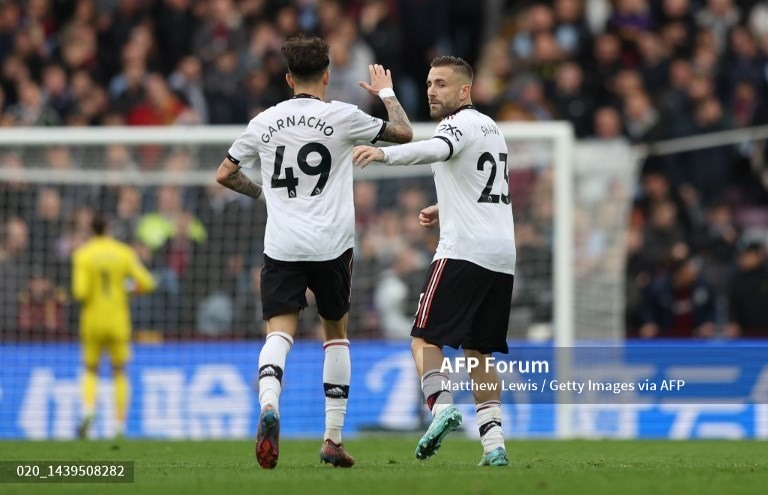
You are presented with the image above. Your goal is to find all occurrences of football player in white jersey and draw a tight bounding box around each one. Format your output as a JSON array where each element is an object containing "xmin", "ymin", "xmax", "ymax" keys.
[
  {"xmin": 215, "ymin": 35, "xmax": 413, "ymax": 469},
  {"xmin": 353, "ymin": 56, "xmax": 514, "ymax": 467}
]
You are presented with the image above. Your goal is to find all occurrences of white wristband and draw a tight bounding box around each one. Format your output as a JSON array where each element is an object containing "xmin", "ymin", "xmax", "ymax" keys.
[
  {"xmin": 378, "ymin": 88, "xmax": 396, "ymax": 99},
  {"xmin": 258, "ymin": 190, "xmax": 266, "ymax": 203}
]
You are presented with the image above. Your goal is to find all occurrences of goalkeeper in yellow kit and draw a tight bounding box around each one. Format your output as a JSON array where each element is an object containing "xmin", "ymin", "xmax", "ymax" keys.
[{"xmin": 72, "ymin": 213, "xmax": 156, "ymax": 438}]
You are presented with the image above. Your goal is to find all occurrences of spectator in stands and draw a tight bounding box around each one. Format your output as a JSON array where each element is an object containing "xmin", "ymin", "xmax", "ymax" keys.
[
  {"xmin": 371, "ymin": 209, "xmax": 407, "ymax": 264},
  {"xmin": 375, "ymin": 245, "xmax": 427, "ymax": 340},
  {"xmin": 326, "ymin": 16, "xmax": 375, "ymax": 113},
  {"xmin": 641, "ymin": 198, "xmax": 688, "ymax": 273},
  {"xmin": 98, "ymin": 145, "xmax": 140, "ymax": 213},
  {"xmin": 28, "ymin": 187, "xmax": 63, "ymax": 281},
  {"xmin": 696, "ymin": 203, "xmax": 740, "ymax": 312},
  {"xmin": 696, "ymin": 0, "xmax": 740, "ymax": 53},
  {"xmin": 191, "ymin": 0, "xmax": 246, "ymax": 67},
  {"xmin": 684, "ymin": 97, "xmax": 733, "ymax": 205},
  {"xmin": 186, "ymin": 183, "xmax": 258, "ymax": 335},
  {"xmin": 6, "ymin": 80, "xmax": 60, "ymax": 126},
  {"xmin": 727, "ymin": 240, "xmax": 768, "ymax": 338},
  {"xmin": 549, "ymin": 61, "xmax": 595, "ymax": 137},
  {"xmin": 109, "ymin": 43, "xmax": 148, "ymax": 114},
  {"xmin": 358, "ymin": 0, "xmax": 403, "ymax": 82},
  {"xmin": 110, "ymin": 28, "xmax": 151, "ymax": 87},
  {"xmin": 111, "ymin": 186, "xmax": 143, "ymax": 244},
  {"xmin": 640, "ymin": 256, "xmax": 717, "ymax": 338},
  {"xmin": 592, "ymin": 106, "xmax": 624, "ymax": 139},
  {"xmin": 204, "ymin": 50, "xmax": 247, "ymax": 124},
  {"xmin": 636, "ymin": 32, "xmax": 669, "ymax": 96},
  {"xmin": 622, "ymin": 90, "xmax": 664, "ymax": 143},
  {"xmin": 44, "ymin": 146, "xmax": 89, "ymax": 207},
  {"xmin": 730, "ymin": 80, "xmax": 760, "ymax": 129},
  {"xmin": 612, "ymin": 69, "xmax": 645, "ymax": 104},
  {"xmin": 353, "ymin": 181, "xmax": 379, "ymax": 232},
  {"xmin": 0, "ymin": 152, "xmax": 33, "ymax": 219},
  {"xmin": 607, "ymin": 0, "xmax": 654, "ymax": 66},
  {"xmin": 17, "ymin": 267, "xmax": 68, "ymax": 340},
  {"xmin": 634, "ymin": 171, "xmax": 690, "ymax": 229},
  {"xmin": 126, "ymin": 72, "xmax": 190, "ymax": 125},
  {"xmin": 626, "ymin": 226, "xmax": 651, "ymax": 335},
  {"xmin": 508, "ymin": 74, "xmax": 556, "ymax": 122},
  {"xmin": 168, "ymin": 55, "xmax": 208, "ymax": 123},
  {"xmin": 723, "ymin": 26, "xmax": 765, "ymax": 104},
  {"xmin": 0, "ymin": 2, "xmax": 21, "ymax": 63},
  {"xmin": 553, "ymin": 0, "xmax": 593, "ymax": 63},
  {"xmin": 0, "ymin": 218, "xmax": 30, "ymax": 336},
  {"xmin": 528, "ymin": 31, "xmax": 566, "ymax": 83},
  {"xmin": 137, "ymin": 185, "xmax": 206, "ymax": 261},
  {"xmin": 240, "ymin": 21, "xmax": 281, "ymax": 75},
  {"xmin": 654, "ymin": 0, "xmax": 696, "ymax": 36},
  {"xmin": 274, "ymin": 3, "xmax": 300, "ymax": 39},
  {"xmin": 588, "ymin": 33, "xmax": 623, "ymax": 105},
  {"xmin": 56, "ymin": 207, "xmax": 96, "ymax": 289},
  {"xmin": 512, "ymin": 4, "xmax": 556, "ymax": 62},
  {"xmin": 41, "ymin": 63, "xmax": 74, "ymax": 119},
  {"xmin": 59, "ymin": 20, "xmax": 100, "ymax": 78},
  {"xmin": 135, "ymin": 185, "xmax": 206, "ymax": 332},
  {"xmin": 152, "ymin": 0, "xmax": 198, "ymax": 74},
  {"xmin": 472, "ymin": 39, "xmax": 513, "ymax": 115}
]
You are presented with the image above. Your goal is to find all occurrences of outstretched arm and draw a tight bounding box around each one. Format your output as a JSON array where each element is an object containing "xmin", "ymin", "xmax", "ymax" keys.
[
  {"xmin": 352, "ymin": 138, "xmax": 452, "ymax": 168},
  {"xmin": 359, "ymin": 64, "xmax": 412, "ymax": 144},
  {"xmin": 215, "ymin": 157, "xmax": 264, "ymax": 201}
]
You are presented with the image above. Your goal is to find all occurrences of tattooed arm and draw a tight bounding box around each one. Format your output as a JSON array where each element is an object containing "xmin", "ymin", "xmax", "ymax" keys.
[
  {"xmin": 359, "ymin": 64, "xmax": 413, "ymax": 144},
  {"xmin": 378, "ymin": 95, "xmax": 413, "ymax": 144},
  {"xmin": 215, "ymin": 157, "xmax": 264, "ymax": 201}
]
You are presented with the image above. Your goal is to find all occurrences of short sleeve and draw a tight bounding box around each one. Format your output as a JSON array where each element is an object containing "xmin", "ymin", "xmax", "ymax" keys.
[
  {"xmin": 432, "ymin": 116, "xmax": 472, "ymax": 161},
  {"xmin": 227, "ymin": 121, "xmax": 262, "ymax": 169},
  {"xmin": 345, "ymin": 106, "xmax": 386, "ymax": 144}
]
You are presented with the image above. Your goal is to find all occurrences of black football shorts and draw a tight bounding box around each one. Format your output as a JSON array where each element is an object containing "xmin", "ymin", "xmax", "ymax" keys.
[
  {"xmin": 261, "ymin": 248, "xmax": 353, "ymax": 321},
  {"xmin": 411, "ymin": 258, "xmax": 514, "ymax": 354}
]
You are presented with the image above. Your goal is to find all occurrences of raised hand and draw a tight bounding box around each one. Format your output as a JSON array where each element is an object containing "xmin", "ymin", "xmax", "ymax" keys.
[{"xmin": 359, "ymin": 64, "xmax": 393, "ymax": 97}]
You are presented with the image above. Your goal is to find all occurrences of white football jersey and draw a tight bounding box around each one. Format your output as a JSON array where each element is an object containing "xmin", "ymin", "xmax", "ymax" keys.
[
  {"xmin": 227, "ymin": 95, "xmax": 385, "ymax": 261},
  {"xmin": 431, "ymin": 106, "xmax": 516, "ymax": 275}
]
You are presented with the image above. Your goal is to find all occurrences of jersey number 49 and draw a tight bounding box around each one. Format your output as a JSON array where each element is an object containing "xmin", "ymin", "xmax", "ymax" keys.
[{"xmin": 271, "ymin": 143, "xmax": 332, "ymax": 198}]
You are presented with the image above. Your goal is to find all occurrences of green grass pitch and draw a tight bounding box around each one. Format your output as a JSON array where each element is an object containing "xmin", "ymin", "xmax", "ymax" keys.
[{"xmin": 1, "ymin": 438, "xmax": 766, "ymax": 495}]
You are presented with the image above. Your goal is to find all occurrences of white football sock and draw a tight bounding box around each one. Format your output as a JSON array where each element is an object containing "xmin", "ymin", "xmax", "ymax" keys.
[
  {"xmin": 323, "ymin": 339, "xmax": 351, "ymax": 444},
  {"xmin": 421, "ymin": 369, "xmax": 454, "ymax": 417},
  {"xmin": 258, "ymin": 331, "xmax": 293, "ymax": 415},
  {"xmin": 476, "ymin": 400, "xmax": 505, "ymax": 453}
]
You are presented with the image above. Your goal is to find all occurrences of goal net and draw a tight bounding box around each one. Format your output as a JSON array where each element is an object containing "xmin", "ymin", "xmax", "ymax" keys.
[{"xmin": 0, "ymin": 124, "xmax": 638, "ymax": 439}]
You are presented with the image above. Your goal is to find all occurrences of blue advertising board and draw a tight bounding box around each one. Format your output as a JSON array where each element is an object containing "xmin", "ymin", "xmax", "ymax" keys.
[{"xmin": 0, "ymin": 341, "xmax": 766, "ymax": 439}]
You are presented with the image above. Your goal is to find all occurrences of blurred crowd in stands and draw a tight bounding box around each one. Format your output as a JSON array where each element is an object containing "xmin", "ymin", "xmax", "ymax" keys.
[{"xmin": 1, "ymin": 0, "xmax": 768, "ymax": 340}]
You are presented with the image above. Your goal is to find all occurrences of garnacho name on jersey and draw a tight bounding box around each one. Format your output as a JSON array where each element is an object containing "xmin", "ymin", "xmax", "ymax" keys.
[{"xmin": 261, "ymin": 114, "xmax": 335, "ymax": 143}]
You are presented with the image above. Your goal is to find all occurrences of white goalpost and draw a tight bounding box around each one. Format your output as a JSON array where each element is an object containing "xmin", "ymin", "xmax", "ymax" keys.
[
  {"xmin": 0, "ymin": 123, "xmax": 583, "ymax": 342},
  {"xmin": 0, "ymin": 123, "xmax": 638, "ymax": 439}
]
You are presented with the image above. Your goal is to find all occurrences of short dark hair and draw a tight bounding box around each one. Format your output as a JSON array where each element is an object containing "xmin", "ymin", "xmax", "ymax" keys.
[
  {"xmin": 91, "ymin": 213, "xmax": 107, "ymax": 235},
  {"xmin": 431, "ymin": 56, "xmax": 473, "ymax": 83},
  {"xmin": 281, "ymin": 35, "xmax": 330, "ymax": 83}
]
